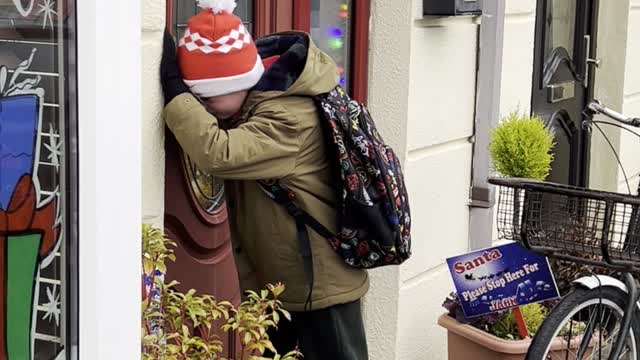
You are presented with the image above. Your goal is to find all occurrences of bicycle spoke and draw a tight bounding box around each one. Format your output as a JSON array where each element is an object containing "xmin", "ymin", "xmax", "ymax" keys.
[
  {"xmin": 577, "ymin": 310, "xmax": 599, "ymax": 359},
  {"xmin": 538, "ymin": 300, "xmax": 635, "ymax": 360}
]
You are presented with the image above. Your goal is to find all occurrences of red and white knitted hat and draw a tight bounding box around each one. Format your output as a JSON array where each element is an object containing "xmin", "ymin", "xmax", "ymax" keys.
[{"xmin": 178, "ymin": 0, "xmax": 264, "ymax": 98}]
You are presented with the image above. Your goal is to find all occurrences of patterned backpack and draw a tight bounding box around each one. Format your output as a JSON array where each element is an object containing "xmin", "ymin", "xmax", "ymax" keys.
[{"xmin": 259, "ymin": 86, "xmax": 411, "ymax": 274}]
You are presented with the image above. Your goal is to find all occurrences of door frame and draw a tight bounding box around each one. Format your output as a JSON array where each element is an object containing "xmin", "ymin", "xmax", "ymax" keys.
[
  {"xmin": 77, "ymin": 0, "xmax": 142, "ymax": 357},
  {"xmin": 582, "ymin": 0, "xmax": 600, "ymax": 187}
]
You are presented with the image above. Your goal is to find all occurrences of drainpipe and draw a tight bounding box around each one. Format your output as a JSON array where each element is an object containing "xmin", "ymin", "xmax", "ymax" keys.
[{"xmin": 469, "ymin": 0, "xmax": 505, "ymax": 250}]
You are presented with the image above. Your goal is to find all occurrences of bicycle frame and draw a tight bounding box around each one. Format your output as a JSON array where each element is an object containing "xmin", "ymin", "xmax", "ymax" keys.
[
  {"xmin": 490, "ymin": 101, "xmax": 640, "ymax": 358},
  {"xmin": 560, "ymin": 100, "xmax": 640, "ymax": 359}
]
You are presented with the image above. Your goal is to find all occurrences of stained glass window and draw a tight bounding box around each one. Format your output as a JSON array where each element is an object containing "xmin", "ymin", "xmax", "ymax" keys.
[
  {"xmin": 311, "ymin": 0, "xmax": 352, "ymax": 90},
  {"xmin": 172, "ymin": 0, "xmax": 254, "ymax": 214},
  {"xmin": 546, "ymin": 0, "xmax": 577, "ymax": 60},
  {"xmin": 0, "ymin": 0, "xmax": 78, "ymax": 359},
  {"xmin": 175, "ymin": 0, "xmax": 253, "ymax": 35}
]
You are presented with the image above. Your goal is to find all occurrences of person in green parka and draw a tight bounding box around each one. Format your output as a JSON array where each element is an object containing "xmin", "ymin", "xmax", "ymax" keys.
[{"xmin": 160, "ymin": 1, "xmax": 369, "ymax": 359}]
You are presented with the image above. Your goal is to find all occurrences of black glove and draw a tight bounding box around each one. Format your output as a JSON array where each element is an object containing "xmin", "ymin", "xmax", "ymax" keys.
[{"xmin": 160, "ymin": 30, "xmax": 190, "ymax": 105}]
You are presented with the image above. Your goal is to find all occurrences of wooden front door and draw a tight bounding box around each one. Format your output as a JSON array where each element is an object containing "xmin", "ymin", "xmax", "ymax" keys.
[
  {"xmin": 531, "ymin": 0, "xmax": 597, "ymax": 186},
  {"xmin": 163, "ymin": 1, "xmax": 307, "ymax": 358}
]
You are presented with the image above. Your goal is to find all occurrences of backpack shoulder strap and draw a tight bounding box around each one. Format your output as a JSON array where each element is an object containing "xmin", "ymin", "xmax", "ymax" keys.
[
  {"xmin": 257, "ymin": 180, "xmax": 334, "ymax": 311},
  {"xmin": 257, "ymin": 181, "xmax": 335, "ymax": 239}
]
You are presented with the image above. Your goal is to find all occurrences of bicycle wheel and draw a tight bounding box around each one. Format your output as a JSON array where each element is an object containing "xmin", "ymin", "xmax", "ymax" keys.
[{"xmin": 526, "ymin": 286, "xmax": 640, "ymax": 360}]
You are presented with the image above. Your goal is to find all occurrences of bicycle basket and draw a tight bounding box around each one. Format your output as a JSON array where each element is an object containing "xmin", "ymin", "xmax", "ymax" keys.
[{"xmin": 489, "ymin": 177, "xmax": 640, "ymax": 271}]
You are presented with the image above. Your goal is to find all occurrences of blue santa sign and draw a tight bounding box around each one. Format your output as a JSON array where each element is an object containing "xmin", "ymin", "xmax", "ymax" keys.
[{"xmin": 446, "ymin": 242, "xmax": 559, "ymax": 318}]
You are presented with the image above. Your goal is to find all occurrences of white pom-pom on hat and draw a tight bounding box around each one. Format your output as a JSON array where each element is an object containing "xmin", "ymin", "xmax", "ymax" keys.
[{"xmin": 197, "ymin": 0, "xmax": 237, "ymax": 14}]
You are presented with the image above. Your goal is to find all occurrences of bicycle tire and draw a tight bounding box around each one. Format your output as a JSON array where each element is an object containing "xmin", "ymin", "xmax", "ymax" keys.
[{"xmin": 526, "ymin": 286, "xmax": 640, "ymax": 360}]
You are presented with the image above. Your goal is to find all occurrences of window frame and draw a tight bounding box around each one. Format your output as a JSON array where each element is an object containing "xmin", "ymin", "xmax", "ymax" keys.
[
  {"xmin": 351, "ymin": 0, "xmax": 371, "ymax": 103},
  {"xmin": 0, "ymin": 2, "xmax": 80, "ymax": 357},
  {"xmin": 291, "ymin": 0, "xmax": 370, "ymax": 103}
]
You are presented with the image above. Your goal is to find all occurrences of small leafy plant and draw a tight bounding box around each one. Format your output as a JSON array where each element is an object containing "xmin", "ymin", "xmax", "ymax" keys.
[
  {"xmin": 490, "ymin": 111, "xmax": 555, "ymax": 181},
  {"xmin": 489, "ymin": 301, "xmax": 547, "ymax": 340},
  {"xmin": 141, "ymin": 224, "xmax": 302, "ymax": 360}
]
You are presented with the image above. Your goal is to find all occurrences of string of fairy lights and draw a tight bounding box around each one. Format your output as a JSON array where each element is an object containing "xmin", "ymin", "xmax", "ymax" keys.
[{"xmin": 323, "ymin": 2, "xmax": 350, "ymax": 87}]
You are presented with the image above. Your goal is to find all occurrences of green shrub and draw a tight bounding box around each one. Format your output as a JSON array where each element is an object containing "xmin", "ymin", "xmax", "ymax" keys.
[{"xmin": 489, "ymin": 111, "xmax": 555, "ymax": 181}]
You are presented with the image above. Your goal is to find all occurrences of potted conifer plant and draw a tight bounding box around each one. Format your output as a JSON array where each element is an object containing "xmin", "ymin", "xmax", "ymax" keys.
[
  {"xmin": 438, "ymin": 294, "xmax": 567, "ymax": 360},
  {"xmin": 438, "ymin": 111, "xmax": 595, "ymax": 359}
]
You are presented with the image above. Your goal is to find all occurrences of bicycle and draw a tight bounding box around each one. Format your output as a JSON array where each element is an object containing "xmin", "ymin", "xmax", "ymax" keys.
[{"xmin": 490, "ymin": 101, "xmax": 640, "ymax": 360}]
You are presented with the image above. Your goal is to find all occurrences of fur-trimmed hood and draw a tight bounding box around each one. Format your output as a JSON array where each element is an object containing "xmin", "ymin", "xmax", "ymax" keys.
[{"xmin": 241, "ymin": 32, "xmax": 339, "ymax": 117}]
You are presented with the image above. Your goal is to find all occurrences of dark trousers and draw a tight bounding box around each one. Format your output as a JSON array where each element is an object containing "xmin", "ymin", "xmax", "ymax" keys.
[{"xmin": 266, "ymin": 300, "xmax": 369, "ymax": 360}]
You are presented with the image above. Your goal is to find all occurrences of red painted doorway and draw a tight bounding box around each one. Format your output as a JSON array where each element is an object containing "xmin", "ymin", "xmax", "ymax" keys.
[
  {"xmin": 163, "ymin": 1, "xmax": 370, "ymax": 358},
  {"xmin": 163, "ymin": 1, "xmax": 303, "ymax": 358}
]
